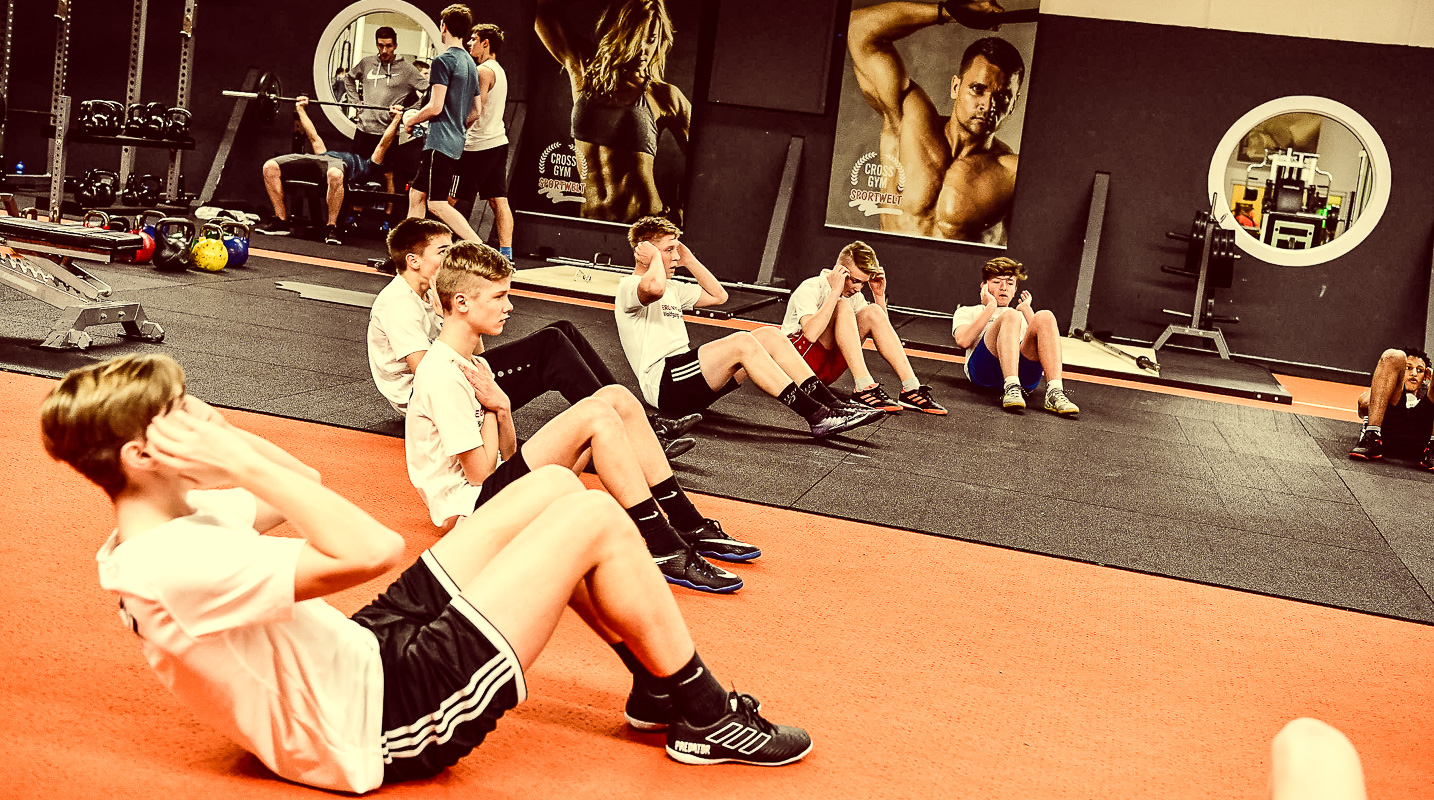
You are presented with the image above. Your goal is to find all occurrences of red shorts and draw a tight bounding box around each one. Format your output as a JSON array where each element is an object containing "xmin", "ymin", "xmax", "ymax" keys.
[{"xmin": 787, "ymin": 331, "xmax": 848, "ymax": 384}]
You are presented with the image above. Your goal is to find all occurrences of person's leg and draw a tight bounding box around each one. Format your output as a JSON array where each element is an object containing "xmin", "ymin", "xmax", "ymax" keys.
[
  {"xmin": 856, "ymin": 303, "xmax": 918, "ymax": 389},
  {"xmin": 1351, "ymin": 348, "xmax": 1405, "ymax": 459},
  {"xmin": 324, "ymin": 166, "xmax": 345, "ymax": 227},
  {"xmin": 261, "ymin": 159, "xmax": 287, "ymax": 219},
  {"xmin": 697, "ymin": 330, "xmax": 806, "ymax": 396},
  {"xmin": 984, "ymin": 311, "xmax": 1024, "ymax": 381},
  {"xmin": 428, "ymin": 198, "xmax": 483, "ymax": 241},
  {"xmin": 520, "ymin": 398, "xmax": 651, "ymax": 509},
  {"xmin": 591, "ymin": 384, "xmax": 672, "ymax": 488},
  {"xmin": 749, "ymin": 326, "xmax": 824, "ymax": 385},
  {"xmin": 491, "ymin": 197, "xmax": 514, "ymax": 249},
  {"xmin": 826, "ymin": 297, "xmax": 876, "ymax": 388},
  {"xmin": 547, "ymin": 319, "xmax": 620, "ymax": 386},
  {"xmin": 485, "ymin": 327, "xmax": 604, "ymax": 411},
  {"xmin": 1269, "ymin": 717, "xmax": 1368, "ymax": 800},
  {"xmin": 1019, "ymin": 309, "xmax": 1063, "ymax": 383}
]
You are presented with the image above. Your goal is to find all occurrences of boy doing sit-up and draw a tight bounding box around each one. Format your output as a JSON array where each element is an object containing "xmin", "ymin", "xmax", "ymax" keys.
[
  {"xmin": 615, "ymin": 216, "xmax": 883, "ymax": 438},
  {"xmin": 406, "ymin": 241, "xmax": 756, "ymax": 593},
  {"xmin": 41, "ymin": 354, "xmax": 810, "ymax": 793},
  {"xmin": 781, "ymin": 240, "xmax": 945, "ymax": 414},
  {"xmin": 951, "ymin": 256, "xmax": 1080, "ymax": 416},
  {"xmin": 368, "ymin": 218, "xmax": 700, "ymax": 455},
  {"xmin": 1349, "ymin": 345, "xmax": 1434, "ymax": 468}
]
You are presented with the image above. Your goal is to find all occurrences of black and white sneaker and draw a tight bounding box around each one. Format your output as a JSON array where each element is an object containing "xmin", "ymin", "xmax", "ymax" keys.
[
  {"xmin": 654, "ymin": 547, "xmax": 743, "ymax": 593},
  {"xmin": 1348, "ymin": 429, "xmax": 1383, "ymax": 460},
  {"xmin": 625, "ymin": 683, "xmax": 674, "ymax": 731},
  {"xmin": 254, "ymin": 216, "xmax": 291, "ymax": 236},
  {"xmin": 661, "ymin": 436, "xmax": 697, "ymax": 459},
  {"xmin": 809, "ymin": 404, "xmax": 884, "ymax": 438},
  {"xmin": 666, "ymin": 691, "xmax": 812, "ymax": 767},
  {"xmin": 323, "ymin": 224, "xmax": 343, "ymax": 246},
  {"xmin": 679, "ymin": 518, "xmax": 760, "ymax": 562},
  {"xmin": 651, "ymin": 412, "xmax": 702, "ymax": 439}
]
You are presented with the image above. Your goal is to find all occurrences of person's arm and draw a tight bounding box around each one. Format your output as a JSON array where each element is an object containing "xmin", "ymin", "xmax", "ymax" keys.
[
  {"xmin": 455, "ymin": 411, "xmax": 503, "ymax": 484},
  {"xmin": 407, "ymin": 83, "xmax": 448, "ymax": 130},
  {"xmin": 653, "ymin": 83, "xmax": 691, "ymax": 151},
  {"xmin": 678, "ymin": 242, "xmax": 729, "ymax": 307},
  {"xmin": 799, "ymin": 269, "xmax": 848, "ymax": 343},
  {"xmin": 1015, "ymin": 289, "xmax": 1034, "ymax": 324},
  {"xmin": 535, "ymin": 0, "xmax": 584, "ymax": 81},
  {"xmin": 952, "ymin": 286, "xmax": 999, "ymax": 350},
  {"xmin": 458, "ymin": 358, "xmax": 517, "ymax": 460},
  {"xmin": 403, "ymin": 350, "xmax": 427, "ymax": 374},
  {"xmin": 468, "ymin": 64, "xmax": 495, "ymax": 128},
  {"xmin": 849, "ymin": 1, "xmax": 1003, "ymax": 123},
  {"xmin": 294, "ymin": 97, "xmax": 325, "ymax": 154},
  {"xmin": 869, "ymin": 270, "xmax": 889, "ymax": 312},
  {"xmin": 343, "ymin": 60, "xmax": 363, "ymax": 102},
  {"xmin": 144, "ymin": 406, "xmax": 405, "ymax": 603},
  {"xmin": 371, "ymin": 104, "xmax": 406, "ymax": 164},
  {"xmin": 635, "ymin": 241, "xmax": 669, "ymax": 306}
]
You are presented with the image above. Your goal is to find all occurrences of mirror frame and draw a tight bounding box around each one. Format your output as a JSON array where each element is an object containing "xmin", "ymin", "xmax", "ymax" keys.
[
  {"xmin": 1207, "ymin": 96, "xmax": 1391, "ymax": 268},
  {"xmin": 311, "ymin": 0, "xmax": 442, "ymax": 139}
]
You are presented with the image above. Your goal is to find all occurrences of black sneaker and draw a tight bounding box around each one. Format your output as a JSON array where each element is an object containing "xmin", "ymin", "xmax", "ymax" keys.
[
  {"xmin": 654, "ymin": 547, "xmax": 743, "ymax": 593},
  {"xmin": 851, "ymin": 384, "xmax": 902, "ymax": 412},
  {"xmin": 679, "ymin": 518, "xmax": 760, "ymax": 562},
  {"xmin": 666, "ymin": 691, "xmax": 812, "ymax": 766},
  {"xmin": 809, "ymin": 404, "xmax": 884, "ymax": 438},
  {"xmin": 899, "ymin": 385, "xmax": 948, "ymax": 415},
  {"xmin": 323, "ymin": 224, "xmax": 343, "ymax": 246},
  {"xmin": 662, "ymin": 436, "xmax": 697, "ymax": 460},
  {"xmin": 254, "ymin": 216, "xmax": 290, "ymax": 236},
  {"xmin": 1349, "ymin": 429, "xmax": 1383, "ymax": 460},
  {"xmin": 625, "ymin": 682, "xmax": 673, "ymax": 731},
  {"xmin": 651, "ymin": 412, "xmax": 702, "ymax": 439},
  {"xmin": 1420, "ymin": 446, "xmax": 1434, "ymax": 472}
]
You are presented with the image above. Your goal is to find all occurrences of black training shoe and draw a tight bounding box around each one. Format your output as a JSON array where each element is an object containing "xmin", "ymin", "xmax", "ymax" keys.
[
  {"xmin": 679, "ymin": 518, "xmax": 761, "ymax": 562},
  {"xmin": 809, "ymin": 404, "xmax": 884, "ymax": 438},
  {"xmin": 323, "ymin": 224, "xmax": 343, "ymax": 246},
  {"xmin": 654, "ymin": 547, "xmax": 743, "ymax": 593},
  {"xmin": 626, "ymin": 682, "xmax": 674, "ymax": 731},
  {"xmin": 899, "ymin": 385, "xmax": 948, "ymax": 415},
  {"xmin": 1349, "ymin": 429, "xmax": 1384, "ymax": 460},
  {"xmin": 851, "ymin": 384, "xmax": 902, "ymax": 412},
  {"xmin": 651, "ymin": 412, "xmax": 702, "ymax": 439},
  {"xmin": 666, "ymin": 691, "xmax": 813, "ymax": 767},
  {"xmin": 254, "ymin": 216, "xmax": 291, "ymax": 236},
  {"xmin": 662, "ymin": 436, "xmax": 697, "ymax": 459},
  {"xmin": 1420, "ymin": 446, "xmax": 1434, "ymax": 472}
]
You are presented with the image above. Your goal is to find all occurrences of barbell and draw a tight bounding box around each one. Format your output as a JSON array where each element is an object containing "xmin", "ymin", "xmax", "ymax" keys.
[{"xmin": 222, "ymin": 71, "xmax": 397, "ymax": 125}]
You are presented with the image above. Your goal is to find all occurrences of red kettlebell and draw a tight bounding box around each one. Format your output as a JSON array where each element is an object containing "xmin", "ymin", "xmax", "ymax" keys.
[{"xmin": 133, "ymin": 228, "xmax": 156, "ymax": 263}]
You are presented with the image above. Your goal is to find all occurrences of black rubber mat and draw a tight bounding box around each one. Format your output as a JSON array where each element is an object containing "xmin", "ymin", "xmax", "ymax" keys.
[{"xmin": 0, "ymin": 251, "xmax": 1428, "ymax": 624}]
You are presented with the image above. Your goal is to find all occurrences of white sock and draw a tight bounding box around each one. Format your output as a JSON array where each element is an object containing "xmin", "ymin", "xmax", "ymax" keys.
[
  {"xmin": 1047, "ymin": 378, "xmax": 1064, "ymax": 395},
  {"xmin": 852, "ymin": 373, "xmax": 876, "ymax": 391},
  {"xmin": 900, "ymin": 376, "xmax": 921, "ymax": 392},
  {"xmin": 1366, "ymin": 425, "xmax": 1381, "ymax": 437},
  {"xmin": 1003, "ymin": 376, "xmax": 1020, "ymax": 390}
]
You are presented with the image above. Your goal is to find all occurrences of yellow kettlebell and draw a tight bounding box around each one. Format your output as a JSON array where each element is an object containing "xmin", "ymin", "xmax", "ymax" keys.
[{"xmin": 190, "ymin": 223, "xmax": 229, "ymax": 272}]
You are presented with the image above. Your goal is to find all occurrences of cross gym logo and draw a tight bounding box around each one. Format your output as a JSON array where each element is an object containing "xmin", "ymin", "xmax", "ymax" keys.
[
  {"xmin": 847, "ymin": 151, "xmax": 904, "ymax": 217},
  {"xmin": 537, "ymin": 142, "xmax": 586, "ymax": 204}
]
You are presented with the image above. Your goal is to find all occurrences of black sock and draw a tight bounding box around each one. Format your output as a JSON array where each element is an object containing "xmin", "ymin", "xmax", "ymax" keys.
[
  {"xmin": 800, "ymin": 376, "xmax": 843, "ymax": 408},
  {"xmin": 625, "ymin": 498, "xmax": 685, "ymax": 554},
  {"xmin": 651, "ymin": 476, "xmax": 704, "ymax": 531},
  {"xmin": 659, "ymin": 651, "xmax": 728, "ymax": 726},
  {"xmin": 778, "ymin": 382, "xmax": 829, "ymax": 423},
  {"xmin": 611, "ymin": 642, "xmax": 660, "ymax": 692}
]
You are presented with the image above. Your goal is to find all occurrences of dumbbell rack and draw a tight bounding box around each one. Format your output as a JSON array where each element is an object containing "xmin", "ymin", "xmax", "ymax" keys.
[
  {"xmin": 41, "ymin": 0, "xmax": 198, "ymax": 218},
  {"xmin": 1153, "ymin": 213, "xmax": 1232, "ymax": 359}
]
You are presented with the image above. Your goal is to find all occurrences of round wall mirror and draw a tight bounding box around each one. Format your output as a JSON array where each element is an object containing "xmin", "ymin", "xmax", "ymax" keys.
[
  {"xmin": 312, "ymin": 1, "xmax": 440, "ymax": 140},
  {"xmin": 1207, "ymin": 96, "xmax": 1390, "ymax": 267}
]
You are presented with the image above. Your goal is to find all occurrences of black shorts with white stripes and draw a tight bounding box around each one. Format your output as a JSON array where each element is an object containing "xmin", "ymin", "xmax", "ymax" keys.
[
  {"xmin": 656, "ymin": 349, "xmax": 739, "ymax": 416},
  {"xmin": 351, "ymin": 550, "xmax": 527, "ymax": 784}
]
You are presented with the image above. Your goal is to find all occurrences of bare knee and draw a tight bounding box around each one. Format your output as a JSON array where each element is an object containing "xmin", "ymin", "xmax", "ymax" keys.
[
  {"xmin": 530, "ymin": 463, "xmax": 585, "ymax": 496},
  {"xmin": 326, "ymin": 168, "xmax": 344, "ymax": 188},
  {"xmin": 750, "ymin": 326, "xmax": 785, "ymax": 347},
  {"xmin": 262, "ymin": 161, "xmax": 280, "ymax": 179},
  {"xmin": 594, "ymin": 384, "xmax": 641, "ymax": 414},
  {"xmin": 1272, "ymin": 717, "xmax": 1359, "ymax": 765},
  {"xmin": 574, "ymin": 395, "xmax": 623, "ymax": 432},
  {"xmin": 1379, "ymin": 348, "xmax": 1407, "ymax": 369},
  {"xmin": 729, "ymin": 330, "xmax": 762, "ymax": 355},
  {"xmin": 1033, "ymin": 309, "xmax": 1058, "ymax": 331}
]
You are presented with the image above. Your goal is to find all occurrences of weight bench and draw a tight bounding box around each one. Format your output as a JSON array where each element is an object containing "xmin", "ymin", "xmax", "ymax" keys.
[
  {"xmin": 0, "ymin": 216, "xmax": 165, "ymax": 350},
  {"xmin": 284, "ymin": 179, "xmax": 405, "ymax": 234}
]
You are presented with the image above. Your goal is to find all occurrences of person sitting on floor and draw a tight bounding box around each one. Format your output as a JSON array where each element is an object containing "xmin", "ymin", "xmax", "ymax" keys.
[
  {"xmin": 615, "ymin": 216, "xmax": 883, "ymax": 439},
  {"xmin": 367, "ymin": 218, "xmax": 700, "ymax": 456},
  {"xmin": 951, "ymin": 256, "xmax": 1080, "ymax": 416},
  {"xmin": 40, "ymin": 353, "xmax": 811, "ymax": 794},
  {"xmin": 406, "ymin": 241, "xmax": 756, "ymax": 593},
  {"xmin": 780, "ymin": 240, "xmax": 945, "ymax": 414},
  {"xmin": 255, "ymin": 96, "xmax": 404, "ymax": 247},
  {"xmin": 1349, "ymin": 345, "xmax": 1433, "ymax": 468}
]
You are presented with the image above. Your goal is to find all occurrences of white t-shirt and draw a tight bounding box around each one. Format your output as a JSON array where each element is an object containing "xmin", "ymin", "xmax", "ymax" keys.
[
  {"xmin": 780, "ymin": 270, "xmax": 869, "ymax": 338},
  {"xmin": 95, "ymin": 489, "xmax": 384, "ymax": 794},
  {"xmin": 615, "ymin": 274, "xmax": 703, "ymax": 406},
  {"xmin": 406, "ymin": 339, "xmax": 489, "ymax": 526},
  {"xmin": 951, "ymin": 304, "xmax": 1027, "ymax": 375},
  {"xmin": 368, "ymin": 276, "xmax": 443, "ymax": 414},
  {"xmin": 464, "ymin": 60, "xmax": 508, "ymax": 152}
]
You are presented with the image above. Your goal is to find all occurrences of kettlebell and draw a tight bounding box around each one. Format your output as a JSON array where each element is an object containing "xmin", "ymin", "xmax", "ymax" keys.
[
  {"xmin": 153, "ymin": 217, "xmax": 196, "ymax": 272},
  {"xmin": 123, "ymin": 102, "xmax": 148, "ymax": 137},
  {"xmin": 190, "ymin": 223, "xmax": 229, "ymax": 272},
  {"xmin": 129, "ymin": 216, "xmax": 156, "ymax": 264},
  {"xmin": 142, "ymin": 101, "xmax": 170, "ymax": 138},
  {"xmin": 219, "ymin": 221, "xmax": 251, "ymax": 267},
  {"xmin": 78, "ymin": 169, "xmax": 119, "ymax": 207},
  {"xmin": 137, "ymin": 209, "xmax": 164, "ymax": 240},
  {"xmin": 81, "ymin": 209, "xmax": 111, "ymax": 229}
]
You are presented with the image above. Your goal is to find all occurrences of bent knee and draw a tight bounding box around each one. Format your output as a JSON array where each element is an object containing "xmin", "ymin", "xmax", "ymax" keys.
[
  {"xmin": 262, "ymin": 161, "xmax": 280, "ymax": 176},
  {"xmin": 856, "ymin": 302, "xmax": 887, "ymax": 320},
  {"xmin": 1034, "ymin": 309, "xmax": 1058, "ymax": 326},
  {"xmin": 1380, "ymin": 348, "xmax": 1407, "ymax": 365},
  {"xmin": 594, "ymin": 383, "xmax": 639, "ymax": 409},
  {"xmin": 530, "ymin": 463, "xmax": 584, "ymax": 493},
  {"xmin": 1273, "ymin": 717, "xmax": 1353, "ymax": 756},
  {"xmin": 326, "ymin": 168, "xmax": 344, "ymax": 183}
]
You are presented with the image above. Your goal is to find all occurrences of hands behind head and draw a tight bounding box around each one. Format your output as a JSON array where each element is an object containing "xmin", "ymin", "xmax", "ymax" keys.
[
  {"xmin": 674, "ymin": 241, "xmax": 695, "ymax": 268},
  {"xmin": 144, "ymin": 397, "xmax": 254, "ymax": 489},
  {"xmin": 980, "ymin": 282, "xmax": 997, "ymax": 308},
  {"xmin": 869, "ymin": 271, "xmax": 886, "ymax": 297},
  {"xmin": 459, "ymin": 357, "xmax": 511, "ymax": 413},
  {"xmin": 827, "ymin": 264, "xmax": 848, "ymax": 291},
  {"xmin": 634, "ymin": 240, "xmax": 661, "ymax": 272}
]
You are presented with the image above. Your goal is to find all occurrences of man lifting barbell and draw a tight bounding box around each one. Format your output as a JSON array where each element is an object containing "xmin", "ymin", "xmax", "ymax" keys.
[{"xmin": 255, "ymin": 96, "xmax": 404, "ymax": 247}]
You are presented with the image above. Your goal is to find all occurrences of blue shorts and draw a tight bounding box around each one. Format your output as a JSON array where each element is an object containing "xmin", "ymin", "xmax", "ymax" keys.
[{"xmin": 965, "ymin": 337, "xmax": 1043, "ymax": 390}]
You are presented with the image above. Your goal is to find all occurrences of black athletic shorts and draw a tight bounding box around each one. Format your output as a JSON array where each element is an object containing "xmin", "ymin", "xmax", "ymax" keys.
[
  {"xmin": 351, "ymin": 550, "xmax": 526, "ymax": 784},
  {"xmin": 272, "ymin": 152, "xmax": 347, "ymax": 183},
  {"xmin": 454, "ymin": 144, "xmax": 509, "ymax": 202},
  {"xmin": 656, "ymin": 349, "xmax": 739, "ymax": 416},
  {"xmin": 411, "ymin": 148, "xmax": 462, "ymax": 198},
  {"xmin": 1382, "ymin": 391, "xmax": 1434, "ymax": 456},
  {"xmin": 474, "ymin": 448, "xmax": 532, "ymax": 509}
]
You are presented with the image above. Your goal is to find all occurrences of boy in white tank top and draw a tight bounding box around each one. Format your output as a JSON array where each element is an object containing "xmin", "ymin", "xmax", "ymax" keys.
[{"xmin": 452, "ymin": 24, "xmax": 515, "ymax": 260}]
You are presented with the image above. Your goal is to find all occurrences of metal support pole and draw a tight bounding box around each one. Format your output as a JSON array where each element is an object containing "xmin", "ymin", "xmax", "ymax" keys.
[
  {"xmin": 47, "ymin": 95, "xmax": 69, "ymax": 220},
  {"xmin": 119, "ymin": 0, "xmax": 148, "ymax": 186},
  {"xmin": 1068, "ymin": 171, "xmax": 1108, "ymax": 335},
  {"xmin": 755, "ymin": 136, "xmax": 803, "ymax": 287},
  {"xmin": 197, "ymin": 67, "xmax": 258, "ymax": 207},
  {"xmin": 46, "ymin": 0, "xmax": 69, "ymax": 183},
  {"xmin": 0, "ymin": 0, "xmax": 14, "ymax": 171},
  {"xmin": 165, "ymin": 0, "xmax": 195, "ymax": 203}
]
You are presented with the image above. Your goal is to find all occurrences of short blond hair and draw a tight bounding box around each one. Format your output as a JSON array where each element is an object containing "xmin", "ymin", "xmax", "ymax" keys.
[
  {"xmin": 436, "ymin": 240, "xmax": 514, "ymax": 313},
  {"xmin": 40, "ymin": 353, "xmax": 186, "ymax": 498},
  {"xmin": 982, "ymin": 256, "xmax": 1027, "ymax": 282},
  {"xmin": 628, "ymin": 215, "xmax": 682, "ymax": 248},
  {"xmin": 837, "ymin": 241, "xmax": 882, "ymax": 277}
]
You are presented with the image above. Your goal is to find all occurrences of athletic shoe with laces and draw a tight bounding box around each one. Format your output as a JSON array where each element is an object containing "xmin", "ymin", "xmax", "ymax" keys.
[
  {"xmin": 679, "ymin": 518, "xmax": 761, "ymax": 562},
  {"xmin": 1420, "ymin": 446, "xmax": 1434, "ymax": 472},
  {"xmin": 661, "ymin": 436, "xmax": 697, "ymax": 459},
  {"xmin": 1044, "ymin": 387, "xmax": 1080, "ymax": 416},
  {"xmin": 625, "ymin": 682, "xmax": 674, "ymax": 731},
  {"xmin": 323, "ymin": 225, "xmax": 343, "ymax": 246},
  {"xmin": 1348, "ymin": 429, "xmax": 1383, "ymax": 460},
  {"xmin": 651, "ymin": 412, "xmax": 702, "ymax": 439},
  {"xmin": 898, "ymin": 385, "xmax": 947, "ymax": 415},
  {"xmin": 809, "ymin": 404, "xmax": 884, "ymax": 438},
  {"xmin": 654, "ymin": 546, "xmax": 743, "ymax": 593},
  {"xmin": 1001, "ymin": 383, "xmax": 1026, "ymax": 412},
  {"xmin": 666, "ymin": 691, "xmax": 813, "ymax": 766},
  {"xmin": 851, "ymin": 384, "xmax": 902, "ymax": 412},
  {"xmin": 254, "ymin": 216, "xmax": 291, "ymax": 236}
]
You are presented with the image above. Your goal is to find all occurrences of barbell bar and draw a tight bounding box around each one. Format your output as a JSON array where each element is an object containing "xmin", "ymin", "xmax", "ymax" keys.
[
  {"xmin": 221, "ymin": 71, "xmax": 399, "ymax": 125},
  {"xmin": 220, "ymin": 90, "xmax": 394, "ymax": 112}
]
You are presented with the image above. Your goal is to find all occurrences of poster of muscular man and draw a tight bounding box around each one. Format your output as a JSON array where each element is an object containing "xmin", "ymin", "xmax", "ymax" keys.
[
  {"xmin": 516, "ymin": 0, "xmax": 704, "ymax": 227},
  {"xmin": 829, "ymin": 0, "xmax": 1041, "ymax": 247}
]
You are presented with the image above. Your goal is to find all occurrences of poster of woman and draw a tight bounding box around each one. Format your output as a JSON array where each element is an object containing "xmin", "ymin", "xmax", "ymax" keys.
[{"xmin": 517, "ymin": 0, "xmax": 703, "ymax": 227}]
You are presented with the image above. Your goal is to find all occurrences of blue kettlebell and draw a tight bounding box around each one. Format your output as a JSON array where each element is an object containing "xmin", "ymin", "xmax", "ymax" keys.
[
  {"xmin": 137, "ymin": 209, "xmax": 165, "ymax": 240},
  {"xmin": 220, "ymin": 221, "xmax": 250, "ymax": 267}
]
